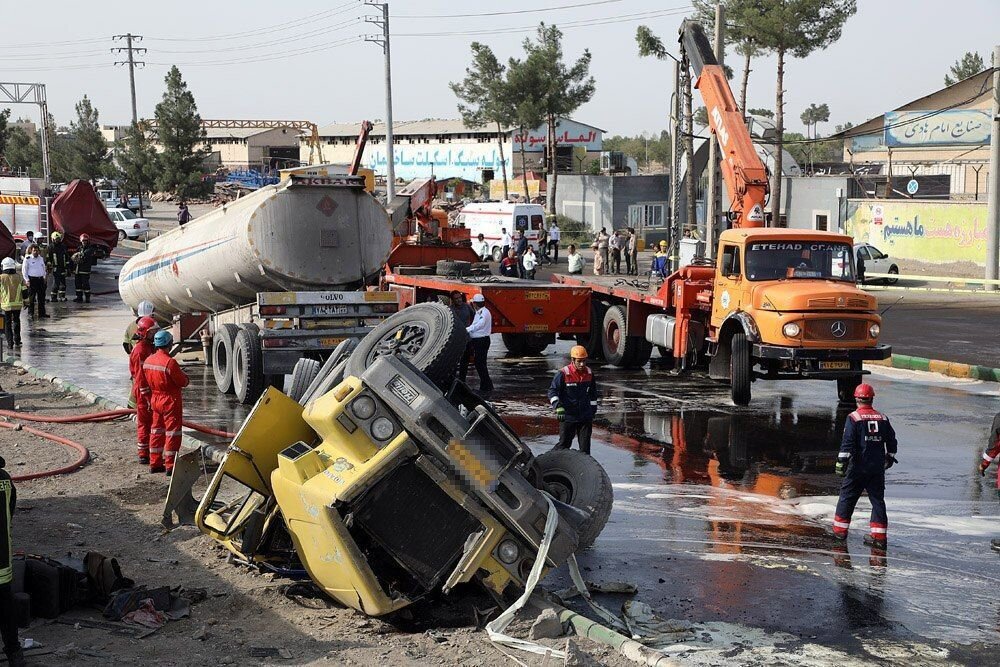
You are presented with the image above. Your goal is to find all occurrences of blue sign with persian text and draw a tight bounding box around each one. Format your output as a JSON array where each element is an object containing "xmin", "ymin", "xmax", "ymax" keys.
[{"xmin": 884, "ymin": 110, "xmax": 991, "ymax": 147}]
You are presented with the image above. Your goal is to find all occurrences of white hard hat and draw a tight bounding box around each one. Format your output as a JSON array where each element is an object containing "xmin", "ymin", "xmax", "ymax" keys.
[
  {"xmin": 137, "ymin": 300, "xmax": 155, "ymax": 317},
  {"xmin": 1, "ymin": 258, "xmax": 15, "ymax": 271},
  {"xmin": 472, "ymin": 294, "xmax": 485, "ymax": 303}
]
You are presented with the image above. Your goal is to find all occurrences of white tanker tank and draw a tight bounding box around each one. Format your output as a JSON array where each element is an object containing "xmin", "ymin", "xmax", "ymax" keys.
[{"xmin": 119, "ymin": 175, "xmax": 392, "ymax": 316}]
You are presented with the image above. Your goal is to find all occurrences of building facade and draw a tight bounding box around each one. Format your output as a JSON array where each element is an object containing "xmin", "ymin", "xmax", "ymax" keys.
[{"xmin": 555, "ymin": 174, "xmax": 670, "ymax": 241}]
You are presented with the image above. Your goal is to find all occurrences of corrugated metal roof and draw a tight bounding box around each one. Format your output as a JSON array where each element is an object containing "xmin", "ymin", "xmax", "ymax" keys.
[
  {"xmin": 203, "ymin": 127, "xmax": 296, "ymax": 140},
  {"xmin": 314, "ymin": 117, "xmax": 606, "ymax": 138}
]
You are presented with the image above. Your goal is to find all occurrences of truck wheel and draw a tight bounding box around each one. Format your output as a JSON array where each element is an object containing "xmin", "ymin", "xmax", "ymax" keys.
[
  {"xmin": 837, "ymin": 375, "xmax": 862, "ymax": 403},
  {"xmin": 347, "ymin": 303, "xmax": 468, "ymax": 390},
  {"xmin": 624, "ymin": 338, "xmax": 653, "ymax": 367},
  {"xmin": 730, "ymin": 332, "xmax": 752, "ymax": 406},
  {"xmin": 288, "ymin": 358, "xmax": 321, "ymax": 402},
  {"xmin": 233, "ymin": 326, "xmax": 265, "ymax": 405},
  {"xmin": 492, "ymin": 246, "xmax": 503, "ymax": 262},
  {"xmin": 501, "ymin": 333, "xmax": 549, "ymax": 356},
  {"xmin": 212, "ymin": 324, "xmax": 240, "ymax": 394},
  {"xmin": 576, "ymin": 301, "xmax": 607, "ymax": 361},
  {"xmin": 887, "ymin": 266, "xmax": 899, "ymax": 285},
  {"xmin": 601, "ymin": 305, "xmax": 644, "ymax": 367},
  {"xmin": 436, "ymin": 260, "xmax": 471, "ymax": 277},
  {"xmin": 501, "ymin": 333, "xmax": 526, "ymax": 356},
  {"xmin": 534, "ymin": 449, "xmax": 613, "ymax": 549}
]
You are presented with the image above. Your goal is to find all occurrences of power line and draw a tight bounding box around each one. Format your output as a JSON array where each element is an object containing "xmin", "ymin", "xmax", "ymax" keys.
[
  {"xmin": 144, "ymin": 1, "xmax": 361, "ymax": 42},
  {"xmin": 150, "ymin": 18, "xmax": 360, "ymax": 54},
  {"xmin": 112, "ymin": 34, "xmax": 147, "ymax": 125},
  {"xmin": 395, "ymin": 0, "xmax": 625, "ymax": 19},
  {"xmin": 145, "ymin": 36, "xmax": 362, "ymax": 67}
]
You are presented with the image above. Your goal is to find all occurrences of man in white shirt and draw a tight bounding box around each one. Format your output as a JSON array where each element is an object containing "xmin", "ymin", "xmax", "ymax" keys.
[
  {"xmin": 458, "ymin": 294, "xmax": 494, "ymax": 393},
  {"xmin": 548, "ymin": 220, "xmax": 561, "ymax": 262},
  {"xmin": 21, "ymin": 244, "xmax": 48, "ymax": 318},
  {"xmin": 500, "ymin": 228, "xmax": 512, "ymax": 260},
  {"xmin": 473, "ymin": 233, "xmax": 491, "ymax": 262},
  {"xmin": 522, "ymin": 247, "xmax": 538, "ymax": 279},
  {"xmin": 566, "ymin": 244, "xmax": 586, "ymax": 274}
]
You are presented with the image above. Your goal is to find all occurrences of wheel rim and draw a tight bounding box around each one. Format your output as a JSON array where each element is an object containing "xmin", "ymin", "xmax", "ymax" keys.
[
  {"xmin": 605, "ymin": 320, "xmax": 621, "ymax": 351},
  {"xmin": 543, "ymin": 471, "xmax": 574, "ymax": 504},
  {"xmin": 366, "ymin": 322, "xmax": 429, "ymax": 365}
]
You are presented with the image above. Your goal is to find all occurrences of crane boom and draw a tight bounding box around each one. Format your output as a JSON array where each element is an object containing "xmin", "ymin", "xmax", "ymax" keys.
[{"xmin": 680, "ymin": 20, "xmax": 769, "ymax": 228}]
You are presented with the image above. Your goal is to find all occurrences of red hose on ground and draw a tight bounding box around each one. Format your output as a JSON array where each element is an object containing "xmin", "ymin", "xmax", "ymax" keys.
[
  {"xmin": 0, "ymin": 408, "xmax": 236, "ymax": 438},
  {"xmin": 0, "ymin": 421, "xmax": 90, "ymax": 482}
]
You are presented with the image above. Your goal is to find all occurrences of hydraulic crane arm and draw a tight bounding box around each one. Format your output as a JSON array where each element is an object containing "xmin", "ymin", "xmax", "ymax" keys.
[
  {"xmin": 349, "ymin": 121, "xmax": 374, "ymax": 176},
  {"xmin": 680, "ymin": 20, "xmax": 769, "ymax": 228}
]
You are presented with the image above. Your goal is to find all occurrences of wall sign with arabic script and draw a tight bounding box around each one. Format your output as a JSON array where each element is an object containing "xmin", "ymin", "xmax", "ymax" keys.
[{"xmin": 884, "ymin": 110, "xmax": 991, "ymax": 147}]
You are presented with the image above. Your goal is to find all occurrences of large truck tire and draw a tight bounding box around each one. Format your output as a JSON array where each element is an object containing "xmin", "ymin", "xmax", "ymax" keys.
[
  {"xmin": 576, "ymin": 301, "xmax": 608, "ymax": 361},
  {"xmin": 730, "ymin": 332, "xmax": 752, "ymax": 406},
  {"xmin": 212, "ymin": 323, "xmax": 240, "ymax": 394},
  {"xmin": 347, "ymin": 303, "xmax": 468, "ymax": 390},
  {"xmin": 601, "ymin": 304, "xmax": 646, "ymax": 368},
  {"xmin": 233, "ymin": 325, "xmax": 266, "ymax": 405},
  {"xmin": 436, "ymin": 259, "xmax": 472, "ymax": 277},
  {"xmin": 534, "ymin": 450, "xmax": 613, "ymax": 549},
  {"xmin": 287, "ymin": 358, "xmax": 321, "ymax": 402},
  {"xmin": 837, "ymin": 375, "xmax": 863, "ymax": 403},
  {"xmin": 501, "ymin": 333, "xmax": 549, "ymax": 356}
]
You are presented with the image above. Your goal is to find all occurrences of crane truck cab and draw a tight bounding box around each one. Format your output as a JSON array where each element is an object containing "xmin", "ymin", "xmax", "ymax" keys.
[{"xmin": 700, "ymin": 228, "xmax": 890, "ymax": 404}]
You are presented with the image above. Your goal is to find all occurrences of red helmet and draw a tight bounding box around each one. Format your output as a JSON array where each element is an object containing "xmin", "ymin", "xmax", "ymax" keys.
[
  {"xmin": 136, "ymin": 316, "xmax": 159, "ymax": 338},
  {"xmin": 854, "ymin": 383, "xmax": 875, "ymax": 400},
  {"xmin": 79, "ymin": 233, "xmax": 90, "ymax": 242}
]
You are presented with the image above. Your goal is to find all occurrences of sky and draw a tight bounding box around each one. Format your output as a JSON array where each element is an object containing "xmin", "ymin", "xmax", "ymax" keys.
[{"xmin": 1, "ymin": 0, "xmax": 997, "ymax": 139}]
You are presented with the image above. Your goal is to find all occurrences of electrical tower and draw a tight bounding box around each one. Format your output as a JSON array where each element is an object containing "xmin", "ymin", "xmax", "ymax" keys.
[
  {"xmin": 364, "ymin": 2, "xmax": 396, "ymax": 201},
  {"xmin": 112, "ymin": 34, "xmax": 146, "ymax": 125}
]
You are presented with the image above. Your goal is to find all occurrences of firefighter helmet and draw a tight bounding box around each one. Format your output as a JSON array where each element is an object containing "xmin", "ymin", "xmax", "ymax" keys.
[
  {"xmin": 153, "ymin": 330, "xmax": 173, "ymax": 348},
  {"xmin": 136, "ymin": 316, "xmax": 159, "ymax": 338},
  {"xmin": 854, "ymin": 383, "xmax": 875, "ymax": 400}
]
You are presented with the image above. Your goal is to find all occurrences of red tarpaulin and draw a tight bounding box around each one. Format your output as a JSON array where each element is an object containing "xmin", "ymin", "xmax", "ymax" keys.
[
  {"xmin": 0, "ymin": 223, "xmax": 15, "ymax": 259},
  {"xmin": 51, "ymin": 180, "xmax": 119, "ymax": 251}
]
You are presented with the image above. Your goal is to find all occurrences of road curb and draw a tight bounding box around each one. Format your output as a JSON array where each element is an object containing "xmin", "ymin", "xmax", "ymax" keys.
[{"xmin": 868, "ymin": 355, "xmax": 1000, "ymax": 383}]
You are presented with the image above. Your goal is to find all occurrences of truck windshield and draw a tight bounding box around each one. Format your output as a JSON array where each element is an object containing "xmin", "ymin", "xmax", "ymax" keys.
[{"xmin": 745, "ymin": 241, "xmax": 855, "ymax": 282}]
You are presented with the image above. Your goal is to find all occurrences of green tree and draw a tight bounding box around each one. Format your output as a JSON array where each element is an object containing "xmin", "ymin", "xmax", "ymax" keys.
[
  {"xmin": 450, "ymin": 43, "xmax": 515, "ymax": 199},
  {"xmin": 69, "ymin": 95, "xmax": 109, "ymax": 183},
  {"xmin": 747, "ymin": 107, "xmax": 774, "ymax": 118},
  {"xmin": 944, "ymin": 51, "xmax": 985, "ymax": 86},
  {"xmin": 5, "ymin": 127, "xmax": 42, "ymax": 177},
  {"xmin": 505, "ymin": 57, "xmax": 545, "ymax": 198},
  {"xmin": 519, "ymin": 23, "xmax": 595, "ymax": 215},
  {"xmin": 799, "ymin": 102, "xmax": 830, "ymax": 139},
  {"xmin": 742, "ymin": 0, "xmax": 856, "ymax": 224},
  {"xmin": 115, "ymin": 122, "xmax": 158, "ymax": 212},
  {"xmin": 693, "ymin": 0, "xmax": 762, "ymax": 113},
  {"xmin": 154, "ymin": 66, "xmax": 209, "ymax": 198},
  {"xmin": 0, "ymin": 109, "xmax": 12, "ymax": 159}
]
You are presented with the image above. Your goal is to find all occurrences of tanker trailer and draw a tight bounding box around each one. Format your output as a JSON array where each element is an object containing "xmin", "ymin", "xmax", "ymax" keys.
[{"xmin": 119, "ymin": 174, "xmax": 398, "ymax": 404}]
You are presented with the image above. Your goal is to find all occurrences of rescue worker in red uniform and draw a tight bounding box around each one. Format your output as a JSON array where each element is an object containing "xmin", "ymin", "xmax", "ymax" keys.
[
  {"xmin": 977, "ymin": 413, "xmax": 1000, "ymax": 552},
  {"xmin": 128, "ymin": 316, "xmax": 159, "ymax": 465},
  {"xmin": 833, "ymin": 383, "xmax": 898, "ymax": 550},
  {"xmin": 548, "ymin": 345, "xmax": 599, "ymax": 455},
  {"xmin": 142, "ymin": 330, "xmax": 189, "ymax": 475}
]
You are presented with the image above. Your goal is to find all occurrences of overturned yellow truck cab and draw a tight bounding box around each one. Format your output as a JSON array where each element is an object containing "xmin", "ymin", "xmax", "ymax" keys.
[{"xmin": 196, "ymin": 304, "xmax": 612, "ymax": 616}]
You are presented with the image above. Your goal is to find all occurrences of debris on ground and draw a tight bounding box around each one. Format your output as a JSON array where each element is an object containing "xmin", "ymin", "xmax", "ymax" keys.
[{"xmin": 529, "ymin": 607, "xmax": 566, "ymax": 640}]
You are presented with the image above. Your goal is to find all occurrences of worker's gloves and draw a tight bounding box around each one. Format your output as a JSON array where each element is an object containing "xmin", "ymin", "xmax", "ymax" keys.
[
  {"xmin": 555, "ymin": 406, "xmax": 566, "ymax": 422},
  {"xmin": 884, "ymin": 454, "xmax": 898, "ymax": 471},
  {"xmin": 835, "ymin": 461, "xmax": 847, "ymax": 477},
  {"xmin": 980, "ymin": 460, "xmax": 991, "ymax": 477}
]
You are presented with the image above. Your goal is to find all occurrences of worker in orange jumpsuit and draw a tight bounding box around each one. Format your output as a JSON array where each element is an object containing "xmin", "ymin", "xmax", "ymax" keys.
[
  {"xmin": 128, "ymin": 316, "xmax": 159, "ymax": 465},
  {"xmin": 142, "ymin": 330, "xmax": 189, "ymax": 475}
]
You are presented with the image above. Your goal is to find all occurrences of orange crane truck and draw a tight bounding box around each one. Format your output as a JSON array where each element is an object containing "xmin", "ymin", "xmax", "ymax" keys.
[{"xmin": 553, "ymin": 20, "xmax": 889, "ymax": 405}]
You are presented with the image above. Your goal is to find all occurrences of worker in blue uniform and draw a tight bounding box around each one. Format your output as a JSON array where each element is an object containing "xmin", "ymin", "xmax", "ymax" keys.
[{"xmin": 548, "ymin": 345, "xmax": 599, "ymax": 454}]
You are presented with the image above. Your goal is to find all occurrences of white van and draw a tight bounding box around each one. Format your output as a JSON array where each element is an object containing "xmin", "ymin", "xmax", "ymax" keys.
[{"xmin": 457, "ymin": 202, "xmax": 545, "ymax": 261}]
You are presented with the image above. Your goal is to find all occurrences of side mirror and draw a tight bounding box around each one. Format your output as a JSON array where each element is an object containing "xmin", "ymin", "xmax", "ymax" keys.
[{"xmin": 882, "ymin": 253, "xmax": 889, "ymax": 258}]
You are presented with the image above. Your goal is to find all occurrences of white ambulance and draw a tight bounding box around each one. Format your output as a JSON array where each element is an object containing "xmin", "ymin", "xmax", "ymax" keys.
[{"xmin": 456, "ymin": 202, "xmax": 546, "ymax": 262}]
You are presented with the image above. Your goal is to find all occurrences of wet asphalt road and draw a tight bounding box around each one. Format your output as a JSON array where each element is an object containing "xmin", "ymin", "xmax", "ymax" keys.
[{"xmin": 8, "ymin": 255, "xmax": 1000, "ymax": 662}]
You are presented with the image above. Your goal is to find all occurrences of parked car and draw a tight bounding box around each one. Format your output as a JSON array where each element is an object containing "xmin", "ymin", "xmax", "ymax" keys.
[
  {"xmin": 855, "ymin": 243, "xmax": 898, "ymax": 284},
  {"xmin": 107, "ymin": 207, "xmax": 149, "ymax": 240},
  {"xmin": 99, "ymin": 189, "xmax": 152, "ymax": 213}
]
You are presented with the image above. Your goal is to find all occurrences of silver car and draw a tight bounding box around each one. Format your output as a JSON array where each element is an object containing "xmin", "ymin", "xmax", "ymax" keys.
[{"xmin": 855, "ymin": 243, "xmax": 898, "ymax": 284}]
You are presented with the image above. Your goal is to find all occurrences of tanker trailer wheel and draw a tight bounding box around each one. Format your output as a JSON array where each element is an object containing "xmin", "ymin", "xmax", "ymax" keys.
[
  {"xmin": 233, "ymin": 324, "xmax": 265, "ymax": 405},
  {"xmin": 575, "ymin": 301, "xmax": 607, "ymax": 361},
  {"xmin": 534, "ymin": 450, "xmax": 613, "ymax": 549},
  {"xmin": 502, "ymin": 333, "xmax": 549, "ymax": 356},
  {"xmin": 347, "ymin": 303, "xmax": 468, "ymax": 390},
  {"xmin": 287, "ymin": 358, "xmax": 321, "ymax": 402},
  {"xmin": 601, "ymin": 304, "xmax": 644, "ymax": 367},
  {"xmin": 212, "ymin": 324, "xmax": 240, "ymax": 394},
  {"xmin": 730, "ymin": 332, "xmax": 752, "ymax": 406}
]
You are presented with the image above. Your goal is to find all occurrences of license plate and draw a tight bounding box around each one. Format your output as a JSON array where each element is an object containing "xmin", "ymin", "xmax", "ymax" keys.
[
  {"xmin": 312, "ymin": 305, "xmax": 350, "ymax": 316},
  {"xmin": 819, "ymin": 361, "xmax": 851, "ymax": 370},
  {"xmin": 319, "ymin": 337, "xmax": 347, "ymax": 347}
]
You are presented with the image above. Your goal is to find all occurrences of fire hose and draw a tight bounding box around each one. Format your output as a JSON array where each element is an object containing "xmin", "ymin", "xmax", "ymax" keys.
[{"xmin": 0, "ymin": 408, "xmax": 235, "ymax": 482}]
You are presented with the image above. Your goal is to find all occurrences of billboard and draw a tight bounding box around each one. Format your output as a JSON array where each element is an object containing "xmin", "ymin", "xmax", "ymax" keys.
[
  {"xmin": 512, "ymin": 118, "xmax": 603, "ymax": 153},
  {"xmin": 884, "ymin": 109, "xmax": 991, "ymax": 147},
  {"xmin": 366, "ymin": 146, "xmax": 511, "ymax": 181}
]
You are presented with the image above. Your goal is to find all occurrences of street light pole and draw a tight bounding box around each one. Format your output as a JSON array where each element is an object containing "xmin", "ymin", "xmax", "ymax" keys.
[
  {"xmin": 986, "ymin": 45, "xmax": 1000, "ymax": 289},
  {"xmin": 364, "ymin": 2, "xmax": 396, "ymax": 202}
]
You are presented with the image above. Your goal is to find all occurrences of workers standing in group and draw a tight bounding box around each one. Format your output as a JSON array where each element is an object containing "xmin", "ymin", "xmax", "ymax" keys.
[
  {"xmin": 142, "ymin": 330, "xmax": 189, "ymax": 475},
  {"xmin": 833, "ymin": 383, "xmax": 897, "ymax": 550},
  {"xmin": 129, "ymin": 316, "xmax": 159, "ymax": 466},
  {"xmin": 651, "ymin": 240, "xmax": 670, "ymax": 278},
  {"xmin": 21, "ymin": 244, "xmax": 48, "ymax": 318},
  {"xmin": 977, "ymin": 412, "xmax": 1000, "ymax": 552},
  {"xmin": 72, "ymin": 234, "xmax": 97, "ymax": 303},
  {"xmin": 548, "ymin": 345, "xmax": 599, "ymax": 455},
  {"xmin": 0, "ymin": 258, "xmax": 23, "ymax": 349},
  {"xmin": 48, "ymin": 231, "xmax": 68, "ymax": 302},
  {"xmin": 123, "ymin": 300, "xmax": 156, "ymax": 354},
  {"xmin": 1, "ymin": 456, "xmax": 25, "ymax": 667},
  {"xmin": 459, "ymin": 294, "xmax": 494, "ymax": 395}
]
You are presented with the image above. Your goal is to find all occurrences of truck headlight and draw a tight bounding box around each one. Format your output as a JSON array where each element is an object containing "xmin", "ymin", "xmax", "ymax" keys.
[
  {"xmin": 497, "ymin": 539, "xmax": 520, "ymax": 565},
  {"xmin": 782, "ymin": 323, "xmax": 801, "ymax": 338},
  {"xmin": 869, "ymin": 323, "xmax": 880, "ymax": 338},
  {"xmin": 370, "ymin": 416, "xmax": 395, "ymax": 441},
  {"xmin": 351, "ymin": 395, "xmax": 377, "ymax": 420}
]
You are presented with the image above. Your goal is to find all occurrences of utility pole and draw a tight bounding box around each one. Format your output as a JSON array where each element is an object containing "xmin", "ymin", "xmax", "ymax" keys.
[
  {"xmin": 705, "ymin": 2, "xmax": 725, "ymax": 259},
  {"xmin": 670, "ymin": 60, "xmax": 682, "ymax": 271},
  {"xmin": 986, "ymin": 45, "xmax": 1000, "ymax": 289},
  {"xmin": 364, "ymin": 2, "xmax": 397, "ymax": 202},
  {"xmin": 112, "ymin": 34, "xmax": 146, "ymax": 124}
]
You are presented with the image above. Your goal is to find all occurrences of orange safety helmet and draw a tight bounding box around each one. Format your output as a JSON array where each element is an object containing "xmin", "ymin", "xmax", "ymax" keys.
[
  {"xmin": 136, "ymin": 316, "xmax": 159, "ymax": 339},
  {"xmin": 570, "ymin": 345, "xmax": 588, "ymax": 360},
  {"xmin": 854, "ymin": 383, "xmax": 875, "ymax": 400}
]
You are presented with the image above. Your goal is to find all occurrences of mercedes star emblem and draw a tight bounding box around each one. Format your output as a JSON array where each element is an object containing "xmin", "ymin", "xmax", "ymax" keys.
[{"xmin": 831, "ymin": 321, "xmax": 847, "ymax": 338}]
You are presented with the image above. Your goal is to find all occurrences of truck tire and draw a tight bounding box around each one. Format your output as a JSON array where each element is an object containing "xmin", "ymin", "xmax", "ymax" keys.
[
  {"xmin": 601, "ymin": 304, "xmax": 644, "ymax": 367},
  {"xmin": 501, "ymin": 333, "xmax": 549, "ymax": 356},
  {"xmin": 730, "ymin": 332, "xmax": 752, "ymax": 406},
  {"xmin": 576, "ymin": 301, "xmax": 607, "ymax": 361},
  {"xmin": 534, "ymin": 450, "xmax": 613, "ymax": 549},
  {"xmin": 300, "ymin": 339, "xmax": 357, "ymax": 404},
  {"xmin": 288, "ymin": 358, "xmax": 321, "ymax": 402},
  {"xmin": 492, "ymin": 246, "xmax": 503, "ymax": 262},
  {"xmin": 233, "ymin": 326, "xmax": 265, "ymax": 405},
  {"xmin": 436, "ymin": 260, "xmax": 471, "ymax": 277},
  {"xmin": 837, "ymin": 375, "xmax": 863, "ymax": 403},
  {"xmin": 347, "ymin": 303, "xmax": 468, "ymax": 390},
  {"xmin": 212, "ymin": 324, "xmax": 240, "ymax": 394}
]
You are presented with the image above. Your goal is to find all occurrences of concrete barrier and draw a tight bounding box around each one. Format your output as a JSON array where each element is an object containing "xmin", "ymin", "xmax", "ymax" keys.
[{"xmin": 868, "ymin": 354, "xmax": 1000, "ymax": 382}]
